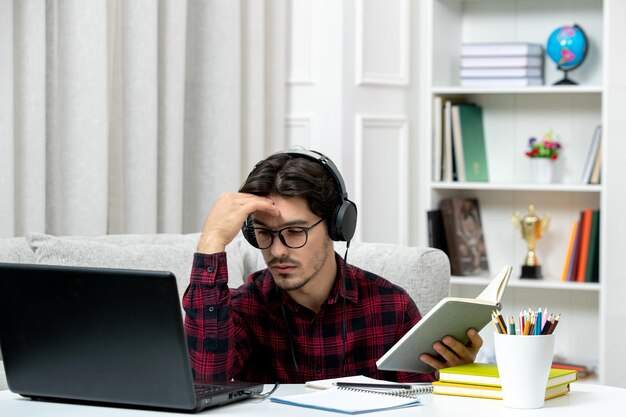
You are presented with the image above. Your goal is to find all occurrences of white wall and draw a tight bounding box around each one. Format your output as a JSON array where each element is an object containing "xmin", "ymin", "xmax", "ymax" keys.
[{"xmin": 286, "ymin": 0, "xmax": 423, "ymax": 245}]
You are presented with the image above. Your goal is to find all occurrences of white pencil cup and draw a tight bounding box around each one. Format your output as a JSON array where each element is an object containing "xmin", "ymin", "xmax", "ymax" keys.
[{"xmin": 494, "ymin": 333, "xmax": 555, "ymax": 409}]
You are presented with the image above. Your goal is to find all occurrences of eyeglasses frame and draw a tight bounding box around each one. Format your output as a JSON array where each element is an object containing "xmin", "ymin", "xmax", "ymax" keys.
[{"xmin": 247, "ymin": 217, "xmax": 325, "ymax": 249}]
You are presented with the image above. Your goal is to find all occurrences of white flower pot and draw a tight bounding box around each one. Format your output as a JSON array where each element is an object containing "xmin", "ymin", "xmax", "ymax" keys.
[{"xmin": 530, "ymin": 158, "xmax": 554, "ymax": 184}]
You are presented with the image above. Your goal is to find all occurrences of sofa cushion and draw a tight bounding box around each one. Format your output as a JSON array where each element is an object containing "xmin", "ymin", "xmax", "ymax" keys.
[
  {"xmin": 0, "ymin": 237, "xmax": 37, "ymax": 264},
  {"xmin": 27, "ymin": 234, "xmax": 256, "ymax": 302}
]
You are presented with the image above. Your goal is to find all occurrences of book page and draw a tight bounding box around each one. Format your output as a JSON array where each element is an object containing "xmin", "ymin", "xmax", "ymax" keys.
[{"xmin": 476, "ymin": 265, "xmax": 512, "ymax": 303}]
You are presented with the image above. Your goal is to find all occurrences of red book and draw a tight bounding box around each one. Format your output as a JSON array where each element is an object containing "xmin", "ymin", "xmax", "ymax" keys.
[{"xmin": 576, "ymin": 209, "xmax": 593, "ymax": 282}]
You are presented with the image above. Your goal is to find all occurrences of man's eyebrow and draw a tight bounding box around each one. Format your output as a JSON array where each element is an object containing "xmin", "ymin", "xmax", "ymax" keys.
[{"xmin": 253, "ymin": 219, "xmax": 311, "ymax": 228}]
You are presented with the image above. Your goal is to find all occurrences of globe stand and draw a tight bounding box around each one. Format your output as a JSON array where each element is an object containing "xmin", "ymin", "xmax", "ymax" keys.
[{"xmin": 554, "ymin": 69, "xmax": 578, "ymax": 86}]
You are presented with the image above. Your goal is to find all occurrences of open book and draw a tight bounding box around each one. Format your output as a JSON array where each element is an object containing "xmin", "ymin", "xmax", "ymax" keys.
[{"xmin": 376, "ymin": 265, "xmax": 512, "ymax": 374}]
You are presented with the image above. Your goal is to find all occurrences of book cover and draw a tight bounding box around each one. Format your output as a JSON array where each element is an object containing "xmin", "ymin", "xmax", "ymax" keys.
[
  {"xmin": 590, "ymin": 137, "xmax": 603, "ymax": 184},
  {"xmin": 376, "ymin": 266, "xmax": 512, "ymax": 374},
  {"xmin": 457, "ymin": 104, "xmax": 489, "ymax": 182},
  {"xmin": 427, "ymin": 209, "xmax": 449, "ymax": 255},
  {"xmin": 450, "ymin": 105, "xmax": 466, "ymax": 181},
  {"xmin": 461, "ymin": 55, "xmax": 544, "ymax": 68},
  {"xmin": 432, "ymin": 380, "xmax": 570, "ymax": 401},
  {"xmin": 439, "ymin": 197, "xmax": 489, "ymax": 276},
  {"xmin": 585, "ymin": 210, "xmax": 600, "ymax": 282},
  {"xmin": 270, "ymin": 385, "xmax": 422, "ymax": 414},
  {"xmin": 566, "ymin": 217, "xmax": 583, "ymax": 282},
  {"xmin": 581, "ymin": 125, "xmax": 602, "ymax": 184},
  {"xmin": 461, "ymin": 42, "xmax": 543, "ymax": 57},
  {"xmin": 432, "ymin": 96, "xmax": 443, "ymax": 181},
  {"xmin": 576, "ymin": 209, "xmax": 593, "ymax": 282},
  {"xmin": 443, "ymin": 100, "xmax": 454, "ymax": 182},
  {"xmin": 460, "ymin": 67, "xmax": 543, "ymax": 78},
  {"xmin": 438, "ymin": 363, "xmax": 577, "ymax": 388},
  {"xmin": 561, "ymin": 220, "xmax": 579, "ymax": 282},
  {"xmin": 461, "ymin": 77, "xmax": 543, "ymax": 87}
]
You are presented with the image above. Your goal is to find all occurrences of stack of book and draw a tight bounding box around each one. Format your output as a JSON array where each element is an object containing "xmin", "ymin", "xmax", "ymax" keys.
[
  {"xmin": 432, "ymin": 98, "xmax": 489, "ymax": 182},
  {"xmin": 433, "ymin": 363, "xmax": 577, "ymax": 400},
  {"xmin": 561, "ymin": 209, "xmax": 600, "ymax": 283},
  {"xmin": 460, "ymin": 42, "xmax": 544, "ymax": 87}
]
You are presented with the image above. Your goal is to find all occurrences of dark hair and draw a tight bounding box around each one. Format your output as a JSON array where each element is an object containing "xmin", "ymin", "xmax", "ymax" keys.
[{"xmin": 239, "ymin": 153, "xmax": 339, "ymax": 221}]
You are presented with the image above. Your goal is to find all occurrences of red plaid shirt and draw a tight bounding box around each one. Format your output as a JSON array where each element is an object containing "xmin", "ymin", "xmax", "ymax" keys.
[{"xmin": 183, "ymin": 252, "xmax": 436, "ymax": 383}]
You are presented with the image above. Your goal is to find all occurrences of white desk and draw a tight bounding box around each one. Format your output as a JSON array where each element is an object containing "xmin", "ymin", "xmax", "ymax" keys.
[{"xmin": 0, "ymin": 383, "xmax": 624, "ymax": 416}]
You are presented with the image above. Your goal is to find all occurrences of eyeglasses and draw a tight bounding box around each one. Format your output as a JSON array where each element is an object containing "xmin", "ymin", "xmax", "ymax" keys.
[{"xmin": 247, "ymin": 218, "xmax": 324, "ymax": 249}]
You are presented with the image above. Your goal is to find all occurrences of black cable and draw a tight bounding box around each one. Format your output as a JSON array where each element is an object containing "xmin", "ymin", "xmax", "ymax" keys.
[{"xmin": 340, "ymin": 240, "xmax": 350, "ymax": 376}]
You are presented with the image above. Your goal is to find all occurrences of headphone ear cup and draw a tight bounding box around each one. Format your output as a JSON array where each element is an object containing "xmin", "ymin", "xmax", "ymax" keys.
[
  {"xmin": 329, "ymin": 200, "xmax": 358, "ymax": 242},
  {"xmin": 241, "ymin": 216, "xmax": 260, "ymax": 248}
]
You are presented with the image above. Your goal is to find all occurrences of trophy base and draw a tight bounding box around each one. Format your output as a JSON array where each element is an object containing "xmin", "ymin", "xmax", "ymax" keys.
[{"xmin": 521, "ymin": 265, "xmax": 542, "ymax": 279}]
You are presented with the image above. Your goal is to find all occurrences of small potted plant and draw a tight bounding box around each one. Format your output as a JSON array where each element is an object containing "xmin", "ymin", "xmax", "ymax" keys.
[{"xmin": 525, "ymin": 131, "xmax": 562, "ymax": 183}]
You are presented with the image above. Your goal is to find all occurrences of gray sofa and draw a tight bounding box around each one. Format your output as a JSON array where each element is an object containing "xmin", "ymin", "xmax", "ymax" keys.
[{"xmin": 0, "ymin": 232, "xmax": 450, "ymax": 391}]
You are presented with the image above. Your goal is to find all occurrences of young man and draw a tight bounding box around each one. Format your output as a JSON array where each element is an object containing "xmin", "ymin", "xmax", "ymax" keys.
[{"xmin": 183, "ymin": 150, "xmax": 482, "ymax": 383}]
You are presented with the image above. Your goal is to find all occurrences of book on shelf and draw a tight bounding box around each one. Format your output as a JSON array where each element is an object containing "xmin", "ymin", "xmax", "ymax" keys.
[
  {"xmin": 443, "ymin": 100, "xmax": 454, "ymax": 181},
  {"xmin": 581, "ymin": 125, "xmax": 602, "ymax": 184},
  {"xmin": 438, "ymin": 197, "xmax": 489, "ymax": 276},
  {"xmin": 461, "ymin": 55, "xmax": 544, "ymax": 68},
  {"xmin": 432, "ymin": 380, "xmax": 570, "ymax": 401},
  {"xmin": 461, "ymin": 42, "xmax": 544, "ymax": 57},
  {"xmin": 460, "ymin": 67, "xmax": 543, "ymax": 78},
  {"xmin": 561, "ymin": 220, "xmax": 579, "ymax": 282},
  {"xmin": 585, "ymin": 210, "xmax": 600, "ymax": 283},
  {"xmin": 461, "ymin": 77, "xmax": 543, "ymax": 87},
  {"xmin": 575, "ymin": 209, "xmax": 593, "ymax": 282},
  {"xmin": 271, "ymin": 375, "xmax": 430, "ymax": 414},
  {"xmin": 451, "ymin": 104, "xmax": 489, "ymax": 182},
  {"xmin": 376, "ymin": 265, "xmax": 512, "ymax": 374},
  {"xmin": 432, "ymin": 96, "xmax": 443, "ymax": 181},
  {"xmin": 426, "ymin": 209, "xmax": 449, "ymax": 255},
  {"xmin": 438, "ymin": 363, "xmax": 578, "ymax": 388},
  {"xmin": 589, "ymin": 136, "xmax": 603, "ymax": 184},
  {"xmin": 561, "ymin": 209, "xmax": 600, "ymax": 283}
]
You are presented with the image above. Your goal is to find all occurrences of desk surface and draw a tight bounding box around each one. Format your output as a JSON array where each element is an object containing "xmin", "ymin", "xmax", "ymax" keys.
[{"xmin": 0, "ymin": 383, "xmax": 624, "ymax": 416}]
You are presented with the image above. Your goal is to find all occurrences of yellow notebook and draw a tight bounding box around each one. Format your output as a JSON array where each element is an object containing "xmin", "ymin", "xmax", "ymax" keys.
[
  {"xmin": 433, "ymin": 380, "xmax": 570, "ymax": 400},
  {"xmin": 438, "ymin": 363, "xmax": 577, "ymax": 388}
]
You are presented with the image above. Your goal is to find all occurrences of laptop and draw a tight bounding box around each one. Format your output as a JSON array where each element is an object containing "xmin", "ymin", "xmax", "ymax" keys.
[{"xmin": 0, "ymin": 262, "xmax": 264, "ymax": 412}]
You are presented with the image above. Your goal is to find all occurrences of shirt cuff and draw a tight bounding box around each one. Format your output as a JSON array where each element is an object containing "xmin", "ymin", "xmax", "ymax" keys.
[{"xmin": 191, "ymin": 252, "xmax": 228, "ymax": 286}]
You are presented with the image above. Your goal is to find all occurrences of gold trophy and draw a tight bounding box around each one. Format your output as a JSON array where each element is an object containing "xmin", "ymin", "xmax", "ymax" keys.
[{"xmin": 512, "ymin": 204, "xmax": 550, "ymax": 279}]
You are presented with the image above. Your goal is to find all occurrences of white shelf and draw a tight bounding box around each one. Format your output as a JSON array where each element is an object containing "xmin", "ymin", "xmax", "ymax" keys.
[
  {"xmin": 422, "ymin": 0, "xmax": 612, "ymax": 385},
  {"xmin": 430, "ymin": 182, "xmax": 602, "ymax": 193},
  {"xmin": 432, "ymin": 86, "xmax": 603, "ymax": 95},
  {"xmin": 450, "ymin": 276, "xmax": 600, "ymax": 292}
]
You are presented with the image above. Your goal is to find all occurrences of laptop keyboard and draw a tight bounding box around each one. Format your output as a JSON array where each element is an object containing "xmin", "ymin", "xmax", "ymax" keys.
[{"xmin": 194, "ymin": 384, "xmax": 227, "ymax": 399}]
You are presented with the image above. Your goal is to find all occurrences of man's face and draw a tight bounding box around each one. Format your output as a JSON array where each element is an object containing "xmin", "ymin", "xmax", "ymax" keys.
[{"xmin": 251, "ymin": 195, "xmax": 334, "ymax": 292}]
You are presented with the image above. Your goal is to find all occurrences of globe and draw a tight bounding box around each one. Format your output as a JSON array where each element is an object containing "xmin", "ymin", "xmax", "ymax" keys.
[{"xmin": 546, "ymin": 24, "xmax": 588, "ymax": 85}]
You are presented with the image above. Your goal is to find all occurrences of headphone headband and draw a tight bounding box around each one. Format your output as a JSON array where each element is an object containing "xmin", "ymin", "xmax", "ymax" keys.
[{"xmin": 242, "ymin": 149, "xmax": 358, "ymax": 243}]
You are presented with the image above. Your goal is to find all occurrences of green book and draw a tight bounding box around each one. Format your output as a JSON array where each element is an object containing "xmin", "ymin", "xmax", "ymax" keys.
[
  {"xmin": 585, "ymin": 210, "xmax": 600, "ymax": 282},
  {"xmin": 456, "ymin": 104, "xmax": 489, "ymax": 182},
  {"xmin": 438, "ymin": 363, "xmax": 577, "ymax": 388}
]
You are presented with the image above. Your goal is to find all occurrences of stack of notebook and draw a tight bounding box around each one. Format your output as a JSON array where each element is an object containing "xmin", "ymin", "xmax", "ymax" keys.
[
  {"xmin": 460, "ymin": 42, "xmax": 545, "ymax": 87},
  {"xmin": 433, "ymin": 363, "xmax": 577, "ymax": 400}
]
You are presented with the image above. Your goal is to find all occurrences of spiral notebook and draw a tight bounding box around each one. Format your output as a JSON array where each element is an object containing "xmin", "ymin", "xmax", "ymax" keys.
[{"xmin": 271, "ymin": 376, "xmax": 432, "ymax": 414}]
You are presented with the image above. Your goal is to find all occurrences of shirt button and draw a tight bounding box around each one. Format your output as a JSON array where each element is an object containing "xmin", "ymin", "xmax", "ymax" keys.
[
  {"xmin": 208, "ymin": 306, "xmax": 215, "ymax": 312},
  {"xmin": 315, "ymin": 367, "xmax": 322, "ymax": 374},
  {"xmin": 206, "ymin": 266, "xmax": 214, "ymax": 273}
]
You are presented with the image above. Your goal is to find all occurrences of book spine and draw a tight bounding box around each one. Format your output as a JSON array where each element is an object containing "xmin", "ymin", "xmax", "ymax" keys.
[
  {"xmin": 561, "ymin": 221, "xmax": 579, "ymax": 282},
  {"xmin": 576, "ymin": 209, "xmax": 593, "ymax": 282}
]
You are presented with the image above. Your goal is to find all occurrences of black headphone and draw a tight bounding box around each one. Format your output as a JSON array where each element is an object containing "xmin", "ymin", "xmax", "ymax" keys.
[{"xmin": 241, "ymin": 149, "xmax": 358, "ymax": 244}]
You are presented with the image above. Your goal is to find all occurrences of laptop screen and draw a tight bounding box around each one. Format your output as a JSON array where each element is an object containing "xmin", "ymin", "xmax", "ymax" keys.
[{"xmin": 0, "ymin": 263, "xmax": 261, "ymax": 411}]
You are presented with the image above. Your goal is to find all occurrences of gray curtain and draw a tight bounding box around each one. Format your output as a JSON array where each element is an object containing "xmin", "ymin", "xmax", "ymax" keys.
[{"xmin": 0, "ymin": 0, "xmax": 287, "ymax": 238}]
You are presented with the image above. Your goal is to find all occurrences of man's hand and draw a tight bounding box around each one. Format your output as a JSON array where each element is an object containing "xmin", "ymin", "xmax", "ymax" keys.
[
  {"xmin": 419, "ymin": 328, "xmax": 483, "ymax": 373},
  {"xmin": 196, "ymin": 192, "xmax": 279, "ymax": 254}
]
